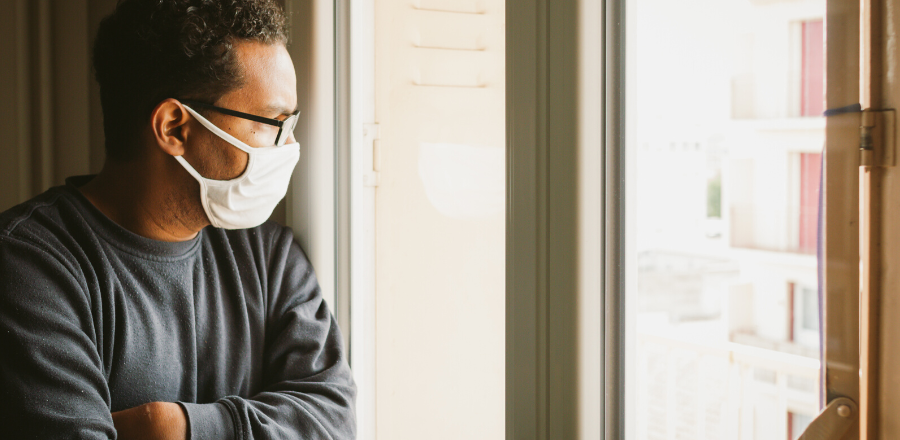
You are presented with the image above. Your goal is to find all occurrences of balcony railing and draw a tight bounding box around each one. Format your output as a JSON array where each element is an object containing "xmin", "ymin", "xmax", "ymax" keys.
[{"xmin": 635, "ymin": 330, "xmax": 820, "ymax": 440}]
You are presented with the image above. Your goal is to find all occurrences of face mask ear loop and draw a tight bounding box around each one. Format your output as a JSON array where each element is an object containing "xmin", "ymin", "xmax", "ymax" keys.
[
  {"xmin": 173, "ymin": 155, "xmax": 204, "ymax": 181},
  {"xmin": 182, "ymin": 105, "xmax": 256, "ymax": 154},
  {"xmin": 173, "ymin": 155, "xmax": 222, "ymax": 228}
]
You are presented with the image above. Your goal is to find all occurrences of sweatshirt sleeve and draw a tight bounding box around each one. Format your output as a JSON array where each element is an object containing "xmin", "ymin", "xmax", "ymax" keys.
[
  {"xmin": 183, "ymin": 229, "xmax": 357, "ymax": 440},
  {"xmin": 0, "ymin": 236, "xmax": 117, "ymax": 439}
]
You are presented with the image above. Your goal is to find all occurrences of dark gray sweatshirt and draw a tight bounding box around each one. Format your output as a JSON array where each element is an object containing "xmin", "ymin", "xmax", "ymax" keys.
[{"xmin": 0, "ymin": 176, "xmax": 356, "ymax": 439}]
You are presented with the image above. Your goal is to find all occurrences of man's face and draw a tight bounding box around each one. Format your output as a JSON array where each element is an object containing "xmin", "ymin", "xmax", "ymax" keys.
[{"xmin": 182, "ymin": 41, "xmax": 298, "ymax": 181}]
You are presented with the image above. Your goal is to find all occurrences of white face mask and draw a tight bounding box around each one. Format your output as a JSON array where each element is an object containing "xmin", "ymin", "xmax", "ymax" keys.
[{"xmin": 176, "ymin": 105, "xmax": 300, "ymax": 230}]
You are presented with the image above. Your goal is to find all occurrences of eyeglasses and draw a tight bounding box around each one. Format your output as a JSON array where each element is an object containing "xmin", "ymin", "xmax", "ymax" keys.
[{"xmin": 180, "ymin": 99, "xmax": 300, "ymax": 146}]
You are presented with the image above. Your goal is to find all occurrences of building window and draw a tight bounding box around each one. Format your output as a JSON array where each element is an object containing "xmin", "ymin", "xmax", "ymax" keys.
[
  {"xmin": 788, "ymin": 411, "xmax": 814, "ymax": 440},
  {"xmin": 789, "ymin": 281, "xmax": 820, "ymax": 347},
  {"xmin": 800, "ymin": 19, "xmax": 824, "ymax": 117},
  {"xmin": 798, "ymin": 152, "xmax": 821, "ymax": 254}
]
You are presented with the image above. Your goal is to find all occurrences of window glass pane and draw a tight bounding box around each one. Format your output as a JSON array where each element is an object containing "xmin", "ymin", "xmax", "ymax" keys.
[
  {"xmin": 625, "ymin": 0, "xmax": 825, "ymax": 438},
  {"xmin": 802, "ymin": 287, "xmax": 819, "ymax": 332}
]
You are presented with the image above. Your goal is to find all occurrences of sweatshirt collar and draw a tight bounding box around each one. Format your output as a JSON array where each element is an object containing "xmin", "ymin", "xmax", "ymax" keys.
[{"xmin": 63, "ymin": 175, "xmax": 204, "ymax": 260}]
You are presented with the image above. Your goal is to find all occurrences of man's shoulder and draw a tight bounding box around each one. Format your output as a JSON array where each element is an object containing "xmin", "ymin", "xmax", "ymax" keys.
[
  {"xmin": 0, "ymin": 186, "xmax": 75, "ymax": 246},
  {"xmin": 0, "ymin": 187, "xmax": 88, "ymax": 299}
]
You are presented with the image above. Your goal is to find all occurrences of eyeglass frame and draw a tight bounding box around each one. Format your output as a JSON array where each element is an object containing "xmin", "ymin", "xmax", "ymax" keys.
[{"xmin": 179, "ymin": 99, "xmax": 300, "ymax": 146}]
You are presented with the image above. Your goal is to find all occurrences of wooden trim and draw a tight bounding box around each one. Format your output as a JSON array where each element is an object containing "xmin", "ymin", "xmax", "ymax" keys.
[
  {"xmin": 859, "ymin": 166, "xmax": 881, "ymax": 440},
  {"xmin": 823, "ymin": 0, "xmax": 860, "ymax": 438},
  {"xmin": 858, "ymin": 0, "xmax": 900, "ymax": 436}
]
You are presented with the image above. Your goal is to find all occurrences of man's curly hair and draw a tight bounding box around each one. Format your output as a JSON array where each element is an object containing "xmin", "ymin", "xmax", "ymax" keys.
[{"xmin": 93, "ymin": 0, "xmax": 289, "ymax": 161}]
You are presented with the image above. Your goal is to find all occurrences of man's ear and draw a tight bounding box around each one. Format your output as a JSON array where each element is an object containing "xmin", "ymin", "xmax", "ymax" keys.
[{"xmin": 150, "ymin": 99, "xmax": 192, "ymax": 157}]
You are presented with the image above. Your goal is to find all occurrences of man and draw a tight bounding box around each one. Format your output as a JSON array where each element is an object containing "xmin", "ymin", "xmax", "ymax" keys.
[{"xmin": 0, "ymin": 1, "xmax": 356, "ymax": 439}]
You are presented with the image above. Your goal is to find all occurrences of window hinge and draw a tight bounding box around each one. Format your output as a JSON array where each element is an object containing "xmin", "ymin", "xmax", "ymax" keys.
[
  {"xmin": 363, "ymin": 123, "xmax": 381, "ymax": 187},
  {"xmin": 798, "ymin": 397, "xmax": 857, "ymax": 440},
  {"xmin": 859, "ymin": 108, "xmax": 896, "ymax": 167}
]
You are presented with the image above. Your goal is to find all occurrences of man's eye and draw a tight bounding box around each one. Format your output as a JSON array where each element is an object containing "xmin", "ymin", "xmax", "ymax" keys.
[{"xmin": 257, "ymin": 123, "xmax": 278, "ymax": 131}]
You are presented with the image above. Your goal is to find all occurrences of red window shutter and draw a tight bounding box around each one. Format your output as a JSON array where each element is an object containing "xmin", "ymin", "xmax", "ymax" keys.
[
  {"xmin": 801, "ymin": 20, "xmax": 824, "ymax": 117},
  {"xmin": 799, "ymin": 153, "xmax": 822, "ymax": 254}
]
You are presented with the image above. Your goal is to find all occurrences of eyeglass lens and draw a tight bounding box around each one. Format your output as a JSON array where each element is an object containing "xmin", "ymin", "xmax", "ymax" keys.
[{"xmin": 277, "ymin": 114, "xmax": 299, "ymax": 146}]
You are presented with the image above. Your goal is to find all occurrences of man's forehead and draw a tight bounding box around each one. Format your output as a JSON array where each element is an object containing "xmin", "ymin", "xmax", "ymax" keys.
[{"xmin": 223, "ymin": 41, "xmax": 297, "ymax": 114}]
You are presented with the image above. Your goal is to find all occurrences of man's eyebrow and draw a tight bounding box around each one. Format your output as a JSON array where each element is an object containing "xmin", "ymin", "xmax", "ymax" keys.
[{"xmin": 262, "ymin": 104, "xmax": 300, "ymax": 116}]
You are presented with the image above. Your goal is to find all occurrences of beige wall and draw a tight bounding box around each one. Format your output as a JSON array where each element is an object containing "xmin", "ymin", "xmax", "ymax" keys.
[{"xmin": 372, "ymin": 0, "xmax": 506, "ymax": 438}]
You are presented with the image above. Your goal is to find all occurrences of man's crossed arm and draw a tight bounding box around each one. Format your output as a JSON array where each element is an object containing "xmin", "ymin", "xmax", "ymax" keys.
[
  {"xmin": 0, "ymin": 231, "xmax": 356, "ymax": 439},
  {"xmin": 112, "ymin": 403, "xmax": 187, "ymax": 440}
]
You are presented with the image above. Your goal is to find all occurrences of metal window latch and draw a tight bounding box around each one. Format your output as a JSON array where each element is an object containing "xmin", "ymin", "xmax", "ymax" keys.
[
  {"xmin": 362, "ymin": 123, "xmax": 381, "ymax": 187},
  {"xmin": 859, "ymin": 108, "xmax": 896, "ymax": 167},
  {"xmin": 798, "ymin": 397, "xmax": 858, "ymax": 440}
]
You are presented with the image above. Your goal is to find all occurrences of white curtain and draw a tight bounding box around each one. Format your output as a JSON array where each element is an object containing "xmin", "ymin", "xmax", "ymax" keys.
[{"xmin": 0, "ymin": 0, "xmax": 114, "ymax": 212}]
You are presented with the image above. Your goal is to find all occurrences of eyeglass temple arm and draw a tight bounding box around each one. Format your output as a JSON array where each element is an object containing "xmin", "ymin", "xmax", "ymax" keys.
[{"xmin": 180, "ymin": 100, "xmax": 286, "ymax": 127}]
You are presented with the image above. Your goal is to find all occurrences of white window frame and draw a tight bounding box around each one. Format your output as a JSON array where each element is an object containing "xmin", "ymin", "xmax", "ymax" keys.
[
  {"xmin": 344, "ymin": 0, "xmax": 377, "ymax": 438},
  {"xmin": 505, "ymin": 0, "xmax": 862, "ymax": 436},
  {"xmin": 307, "ymin": 0, "xmax": 622, "ymax": 438},
  {"xmin": 284, "ymin": 0, "xmax": 376, "ymax": 438}
]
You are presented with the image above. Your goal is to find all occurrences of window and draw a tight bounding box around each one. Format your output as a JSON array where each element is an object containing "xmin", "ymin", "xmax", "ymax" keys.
[
  {"xmin": 788, "ymin": 282, "xmax": 820, "ymax": 347},
  {"xmin": 626, "ymin": 0, "xmax": 824, "ymax": 438},
  {"xmin": 798, "ymin": 152, "xmax": 821, "ymax": 254},
  {"xmin": 344, "ymin": 0, "xmax": 867, "ymax": 438},
  {"xmin": 800, "ymin": 19, "xmax": 824, "ymax": 118},
  {"xmin": 787, "ymin": 411, "xmax": 814, "ymax": 440}
]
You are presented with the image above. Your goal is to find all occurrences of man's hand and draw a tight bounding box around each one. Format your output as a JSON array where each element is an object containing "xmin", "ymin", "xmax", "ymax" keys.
[{"xmin": 111, "ymin": 402, "xmax": 187, "ymax": 440}]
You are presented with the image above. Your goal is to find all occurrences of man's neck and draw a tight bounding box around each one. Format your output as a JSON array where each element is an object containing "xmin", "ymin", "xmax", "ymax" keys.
[{"xmin": 78, "ymin": 161, "xmax": 205, "ymax": 242}]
